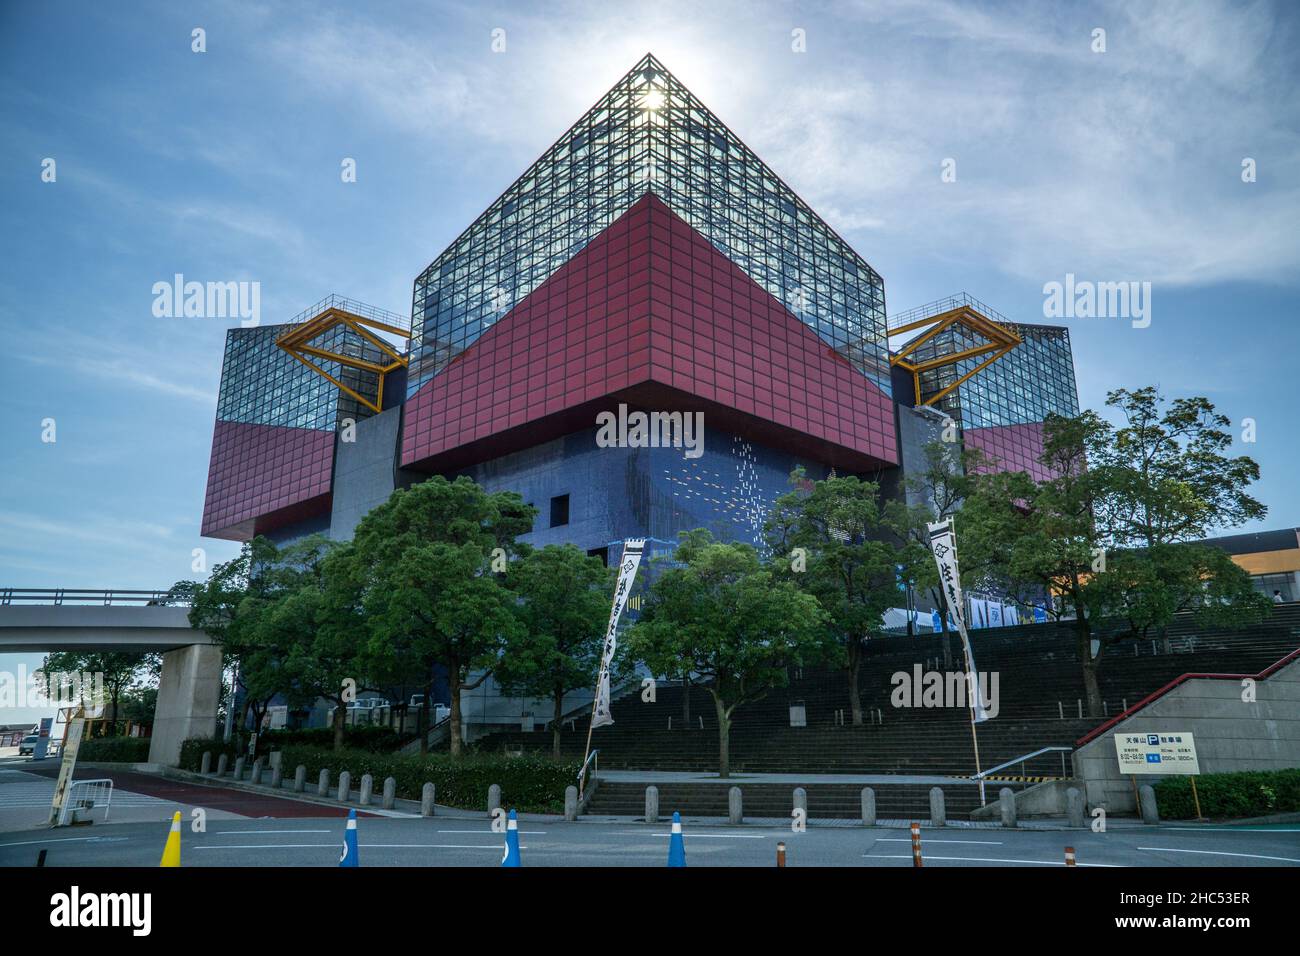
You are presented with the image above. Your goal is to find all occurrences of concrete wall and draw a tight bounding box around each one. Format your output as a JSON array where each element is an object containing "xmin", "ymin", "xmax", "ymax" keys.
[
  {"xmin": 330, "ymin": 406, "xmax": 403, "ymax": 540},
  {"xmin": 1073, "ymin": 656, "xmax": 1300, "ymax": 814},
  {"xmin": 149, "ymin": 643, "xmax": 223, "ymax": 765}
]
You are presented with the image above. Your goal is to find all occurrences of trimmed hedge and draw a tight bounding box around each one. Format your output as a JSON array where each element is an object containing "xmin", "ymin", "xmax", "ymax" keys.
[
  {"xmin": 1153, "ymin": 768, "xmax": 1300, "ymax": 820},
  {"xmin": 258, "ymin": 726, "xmax": 415, "ymax": 753},
  {"xmin": 77, "ymin": 737, "xmax": 152, "ymax": 763},
  {"xmin": 178, "ymin": 739, "xmax": 578, "ymax": 813}
]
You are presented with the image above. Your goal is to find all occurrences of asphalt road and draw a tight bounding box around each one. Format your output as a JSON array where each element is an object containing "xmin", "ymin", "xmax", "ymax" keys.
[{"xmin": 4, "ymin": 816, "xmax": 1298, "ymax": 867}]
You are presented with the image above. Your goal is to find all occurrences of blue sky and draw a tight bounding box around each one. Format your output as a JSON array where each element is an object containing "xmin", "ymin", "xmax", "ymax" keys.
[{"xmin": 1, "ymin": 1, "xmax": 1297, "ymax": 717}]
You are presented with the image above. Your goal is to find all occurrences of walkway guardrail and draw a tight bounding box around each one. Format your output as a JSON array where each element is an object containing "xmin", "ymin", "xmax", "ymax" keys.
[
  {"xmin": 577, "ymin": 749, "xmax": 599, "ymax": 800},
  {"xmin": 58, "ymin": 778, "xmax": 114, "ymax": 826},
  {"xmin": 974, "ymin": 746, "xmax": 1072, "ymax": 790},
  {"xmin": 1, "ymin": 588, "xmax": 191, "ymax": 606}
]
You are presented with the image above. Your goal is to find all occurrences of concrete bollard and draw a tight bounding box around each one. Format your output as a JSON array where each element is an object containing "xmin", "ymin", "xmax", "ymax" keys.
[
  {"xmin": 1139, "ymin": 784, "xmax": 1160, "ymax": 825},
  {"xmin": 216, "ymin": 754, "xmax": 228, "ymax": 777},
  {"xmin": 269, "ymin": 751, "xmax": 282, "ymax": 772},
  {"xmin": 929, "ymin": 787, "xmax": 946, "ymax": 827},
  {"xmin": 383, "ymin": 777, "xmax": 396, "ymax": 810},
  {"xmin": 233, "ymin": 756, "xmax": 246, "ymax": 781},
  {"xmin": 250, "ymin": 757, "xmax": 264, "ymax": 785},
  {"xmin": 999, "ymin": 788, "xmax": 1017, "ymax": 828},
  {"xmin": 421, "ymin": 782, "xmax": 436, "ymax": 817},
  {"xmin": 1067, "ymin": 787, "xmax": 1085, "ymax": 828},
  {"xmin": 793, "ymin": 787, "xmax": 807, "ymax": 818},
  {"xmin": 645, "ymin": 785, "xmax": 659, "ymax": 825},
  {"xmin": 728, "ymin": 786, "xmax": 743, "ymax": 825},
  {"xmin": 337, "ymin": 771, "xmax": 352, "ymax": 803},
  {"xmin": 317, "ymin": 769, "xmax": 330, "ymax": 798},
  {"xmin": 270, "ymin": 764, "xmax": 283, "ymax": 790},
  {"xmin": 861, "ymin": 787, "xmax": 876, "ymax": 827},
  {"xmin": 200, "ymin": 752, "xmax": 212, "ymax": 775},
  {"xmin": 565, "ymin": 785, "xmax": 578, "ymax": 822},
  {"xmin": 488, "ymin": 783, "xmax": 501, "ymax": 818},
  {"xmin": 294, "ymin": 765, "xmax": 306, "ymax": 793},
  {"xmin": 359, "ymin": 774, "xmax": 374, "ymax": 806}
]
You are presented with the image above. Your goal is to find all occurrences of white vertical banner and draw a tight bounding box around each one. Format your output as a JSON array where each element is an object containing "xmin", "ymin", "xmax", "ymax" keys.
[
  {"xmin": 591, "ymin": 538, "xmax": 647, "ymax": 729},
  {"xmin": 927, "ymin": 519, "xmax": 990, "ymax": 723}
]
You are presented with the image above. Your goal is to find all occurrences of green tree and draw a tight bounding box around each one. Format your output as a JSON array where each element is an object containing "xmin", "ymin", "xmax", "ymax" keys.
[
  {"xmin": 626, "ymin": 530, "xmax": 829, "ymax": 777},
  {"xmin": 41, "ymin": 651, "xmax": 154, "ymax": 735},
  {"xmin": 344, "ymin": 477, "xmax": 535, "ymax": 757},
  {"xmin": 495, "ymin": 544, "xmax": 615, "ymax": 758},
  {"xmin": 766, "ymin": 469, "xmax": 924, "ymax": 726}
]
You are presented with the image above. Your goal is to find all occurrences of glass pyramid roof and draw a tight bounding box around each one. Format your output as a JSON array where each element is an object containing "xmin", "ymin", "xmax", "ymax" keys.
[{"xmin": 408, "ymin": 53, "xmax": 890, "ymax": 395}]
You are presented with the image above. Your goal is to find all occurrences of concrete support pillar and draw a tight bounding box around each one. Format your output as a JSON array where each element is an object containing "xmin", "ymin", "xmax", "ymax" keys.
[
  {"xmin": 1067, "ymin": 788, "xmax": 1085, "ymax": 828},
  {"xmin": 317, "ymin": 769, "xmax": 330, "ymax": 798},
  {"xmin": 1139, "ymin": 784, "xmax": 1160, "ymax": 825},
  {"xmin": 293, "ymin": 766, "xmax": 306, "ymax": 792},
  {"xmin": 233, "ymin": 756, "xmax": 245, "ymax": 781},
  {"xmin": 216, "ymin": 754, "xmax": 228, "ymax": 777},
  {"xmin": 382, "ymin": 778, "xmax": 396, "ymax": 810},
  {"xmin": 148, "ymin": 643, "xmax": 223, "ymax": 766},
  {"xmin": 728, "ymin": 786, "xmax": 743, "ymax": 825},
  {"xmin": 999, "ymin": 788, "xmax": 1017, "ymax": 828},
  {"xmin": 488, "ymin": 783, "xmax": 501, "ymax": 817},
  {"xmin": 337, "ymin": 771, "xmax": 352, "ymax": 803},
  {"xmin": 250, "ymin": 757, "xmax": 264, "ymax": 785},
  {"xmin": 200, "ymin": 752, "xmax": 212, "ymax": 775},
  {"xmin": 929, "ymin": 787, "xmax": 946, "ymax": 827},
  {"xmin": 421, "ymin": 782, "xmax": 436, "ymax": 817},
  {"xmin": 645, "ymin": 785, "xmax": 659, "ymax": 824},
  {"xmin": 359, "ymin": 774, "xmax": 374, "ymax": 806},
  {"xmin": 793, "ymin": 787, "xmax": 807, "ymax": 818},
  {"xmin": 861, "ymin": 788, "xmax": 876, "ymax": 826},
  {"xmin": 565, "ymin": 786, "xmax": 578, "ymax": 821}
]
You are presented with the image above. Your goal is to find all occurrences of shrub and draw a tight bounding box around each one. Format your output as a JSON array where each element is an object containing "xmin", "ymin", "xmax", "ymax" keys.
[
  {"xmin": 76, "ymin": 737, "xmax": 152, "ymax": 763},
  {"xmin": 259, "ymin": 726, "xmax": 415, "ymax": 753},
  {"xmin": 1153, "ymin": 769, "xmax": 1300, "ymax": 819},
  {"xmin": 177, "ymin": 738, "xmax": 578, "ymax": 813},
  {"xmin": 178, "ymin": 737, "xmax": 238, "ymax": 771}
]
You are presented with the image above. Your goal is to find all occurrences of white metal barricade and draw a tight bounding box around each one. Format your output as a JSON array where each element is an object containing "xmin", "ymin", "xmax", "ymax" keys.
[{"xmin": 57, "ymin": 778, "xmax": 114, "ymax": 826}]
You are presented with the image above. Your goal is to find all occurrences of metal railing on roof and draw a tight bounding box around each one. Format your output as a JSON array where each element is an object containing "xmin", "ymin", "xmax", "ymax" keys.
[
  {"xmin": 282, "ymin": 294, "xmax": 411, "ymax": 336},
  {"xmin": 887, "ymin": 292, "xmax": 1015, "ymax": 334},
  {"xmin": 0, "ymin": 588, "xmax": 191, "ymax": 606}
]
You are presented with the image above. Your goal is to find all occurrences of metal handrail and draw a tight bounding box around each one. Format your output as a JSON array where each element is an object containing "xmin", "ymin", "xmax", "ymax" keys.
[
  {"xmin": 974, "ymin": 745, "xmax": 1073, "ymax": 780},
  {"xmin": 577, "ymin": 749, "xmax": 599, "ymax": 783},
  {"xmin": 1, "ymin": 588, "xmax": 188, "ymax": 606}
]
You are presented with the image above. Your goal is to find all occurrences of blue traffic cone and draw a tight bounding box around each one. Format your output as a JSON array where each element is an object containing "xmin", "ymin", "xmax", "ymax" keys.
[
  {"xmin": 339, "ymin": 809, "xmax": 359, "ymax": 867},
  {"xmin": 501, "ymin": 808, "xmax": 521, "ymax": 867},
  {"xmin": 667, "ymin": 811, "xmax": 686, "ymax": 867}
]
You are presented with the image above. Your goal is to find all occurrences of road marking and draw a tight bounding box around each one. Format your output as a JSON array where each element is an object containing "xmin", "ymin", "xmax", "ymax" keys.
[
  {"xmin": 1137, "ymin": 846, "xmax": 1300, "ymax": 863},
  {"xmin": 1163, "ymin": 827, "xmax": 1300, "ymax": 833},
  {"xmin": 865, "ymin": 853, "xmax": 1120, "ymax": 867},
  {"xmin": 437, "ymin": 829, "xmax": 546, "ymax": 834},
  {"xmin": 0, "ymin": 836, "xmax": 130, "ymax": 848},
  {"xmin": 195, "ymin": 843, "xmax": 522, "ymax": 850},
  {"xmin": 620, "ymin": 832, "xmax": 766, "ymax": 839},
  {"xmin": 877, "ymin": 838, "xmax": 1003, "ymax": 845},
  {"xmin": 211, "ymin": 829, "xmax": 331, "ymax": 835}
]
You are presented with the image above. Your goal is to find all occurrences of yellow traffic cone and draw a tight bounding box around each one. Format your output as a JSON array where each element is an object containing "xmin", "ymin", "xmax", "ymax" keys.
[{"xmin": 159, "ymin": 811, "xmax": 181, "ymax": 867}]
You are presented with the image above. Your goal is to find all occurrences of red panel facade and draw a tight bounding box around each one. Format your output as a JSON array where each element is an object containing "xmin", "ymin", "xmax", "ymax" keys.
[
  {"xmin": 963, "ymin": 421, "xmax": 1056, "ymax": 482},
  {"xmin": 201, "ymin": 420, "xmax": 335, "ymax": 540},
  {"xmin": 401, "ymin": 194, "xmax": 897, "ymax": 472}
]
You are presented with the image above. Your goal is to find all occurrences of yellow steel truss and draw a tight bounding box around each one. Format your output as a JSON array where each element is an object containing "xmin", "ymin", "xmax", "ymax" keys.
[
  {"xmin": 276, "ymin": 307, "xmax": 409, "ymax": 415},
  {"xmin": 889, "ymin": 305, "xmax": 1021, "ymax": 407}
]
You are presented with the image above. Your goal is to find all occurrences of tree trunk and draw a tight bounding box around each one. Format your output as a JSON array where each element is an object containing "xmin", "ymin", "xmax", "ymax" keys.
[
  {"xmin": 847, "ymin": 640, "xmax": 864, "ymax": 726},
  {"xmin": 552, "ymin": 688, "xmax": 565, "ymax": 760},
  {"xmin": 448, "ymin": 676, "xmax": 464, "ymax": 758},
  {"xmin": 713, "ymin": 694, "xmax": 731, "ymax": 778},
  {"xmin": 682, "ymin": 673, "xmax": 692, "ymax": 729},
  {"xmin": 332, "ymin": 699, "xmax": 346, "ymax": 751},
  {"xmin": 1074, "ymin": 611, "xmax": 1103, "ymax": 718},
  {"xmin": 1158, "ymin": 624, "xmax": 1172, "ymax": 656},
  {"xmin": 419, "ymin": 679, "xmax": 432, "ymax": 755}
]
